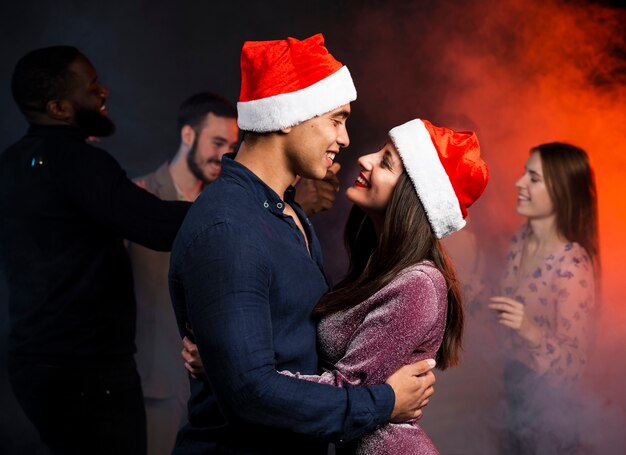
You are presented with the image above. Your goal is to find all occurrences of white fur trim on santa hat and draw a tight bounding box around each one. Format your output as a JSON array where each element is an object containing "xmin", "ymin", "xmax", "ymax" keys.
[
  {"xmin": 237, "ymin": 66, "xmax": 356, "ymax": 132},
  {"xmin": 389, "ymin": 119, "xmax": 465, "ymax": 239}
]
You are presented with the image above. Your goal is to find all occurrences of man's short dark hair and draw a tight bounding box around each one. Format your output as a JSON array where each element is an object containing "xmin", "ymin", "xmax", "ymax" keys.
[
  {"xmin": 177, "ymin": 92, "xmax": 237, "ymax": 130},
  {"xmin": 11, "ymin": 46, "xmax": 81, "ymax": 116}
]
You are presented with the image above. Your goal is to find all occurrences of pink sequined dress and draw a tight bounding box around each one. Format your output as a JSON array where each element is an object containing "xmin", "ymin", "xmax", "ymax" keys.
[{"xmin": 282, "ymin": 261, "xmax": 447, "ymax": 454}]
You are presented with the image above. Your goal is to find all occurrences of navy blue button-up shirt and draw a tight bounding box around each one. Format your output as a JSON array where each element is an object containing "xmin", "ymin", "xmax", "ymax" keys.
[{"xmin": 169, "ymin": 156, "xmax": 394, "ymax": 454}]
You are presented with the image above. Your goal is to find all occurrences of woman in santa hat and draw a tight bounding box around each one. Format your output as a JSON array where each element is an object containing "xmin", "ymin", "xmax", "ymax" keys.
[{"xmin": 281, "ymin": 118, "xmax": 489, "ymax": 454}]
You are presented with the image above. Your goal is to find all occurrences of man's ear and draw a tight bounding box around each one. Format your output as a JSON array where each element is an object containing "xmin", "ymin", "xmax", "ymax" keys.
[
  {"xmin": 46, "ymin": 99, "xmax": 74, "ymax": 122},
  {"xmin": 181, "ymin": 125, "xmax": 196, "ymax": 148},
  {"xmin": 280, "ymin": 126, "xmax": 292, "ymax": 134}
]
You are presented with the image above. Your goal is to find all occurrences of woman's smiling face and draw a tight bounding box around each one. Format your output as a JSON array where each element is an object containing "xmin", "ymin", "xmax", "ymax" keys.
[
  {"xmin": 346, "ymin": 139, "xmax": 404, "ymax": 219},
  {"xmin": 515, "ymin": 151, "xmax": 555, "ymax": 221}
]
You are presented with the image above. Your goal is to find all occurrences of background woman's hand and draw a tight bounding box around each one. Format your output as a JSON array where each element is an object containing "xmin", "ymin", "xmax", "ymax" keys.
[{"xmin": 489, "ymin": 296, "xmax": 542, "ymax": 346}]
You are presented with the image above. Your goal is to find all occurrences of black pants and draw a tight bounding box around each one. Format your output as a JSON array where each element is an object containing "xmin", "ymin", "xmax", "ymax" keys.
[{"xmin": 9, "ymin": 360, "xmax": 146, "ymax": 455}]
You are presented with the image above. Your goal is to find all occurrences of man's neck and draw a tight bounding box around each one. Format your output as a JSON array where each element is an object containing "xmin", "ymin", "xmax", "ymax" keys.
[
  {"xmin": 169, "ymin": 147, "xmax": 202, "ymax": 201},
  {"xmin": 27, "ymin": 111, "xmax": 76, "ymax": 128},
  {"xmin": 235, "ymin": 139, "xmax": 296, "ymax": 199}
]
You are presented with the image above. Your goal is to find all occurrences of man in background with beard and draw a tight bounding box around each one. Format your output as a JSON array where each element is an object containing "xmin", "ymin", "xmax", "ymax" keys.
[
  {"xmin": 0, "ymin": 46, "xmax": 190, "ymax": 455},
  {"xmin": 128, "ymin": 92, "xmax": 240, "ymax": 455},
  {"xmin": 159, "ymin": 92, "xmax": 341, "ymax": 210}
]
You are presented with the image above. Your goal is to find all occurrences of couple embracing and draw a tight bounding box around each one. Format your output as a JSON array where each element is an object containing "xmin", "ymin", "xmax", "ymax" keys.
[{"xmin": 170, "ymin": 33, "xmax": 488, "ymax": 455}]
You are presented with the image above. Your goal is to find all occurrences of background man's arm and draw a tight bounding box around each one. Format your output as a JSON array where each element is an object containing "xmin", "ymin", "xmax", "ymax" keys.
[{"xmin": 295, "ymin": 162, "xmax": 341, "ymax": 217}]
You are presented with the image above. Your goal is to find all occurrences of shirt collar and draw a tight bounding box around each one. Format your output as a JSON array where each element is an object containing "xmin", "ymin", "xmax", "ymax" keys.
[
  {"xmin": 219, "ymin": 154, "xmax": 298, "ymax": 215},
  {"xmin": 154, "ymin": 161, "xmax": 184, "ymax": 201}
]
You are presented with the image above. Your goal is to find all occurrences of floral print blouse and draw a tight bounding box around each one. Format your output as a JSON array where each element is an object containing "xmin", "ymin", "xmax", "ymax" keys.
[{"xmin": 499, "ymin": 224, "xmax": 596, "ymax": 385}]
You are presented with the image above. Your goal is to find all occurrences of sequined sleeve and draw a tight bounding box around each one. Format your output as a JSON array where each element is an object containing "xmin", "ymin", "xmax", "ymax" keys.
[{"xmin": 281, "ymin": 264, "xmax": 447, "ymax": 387}]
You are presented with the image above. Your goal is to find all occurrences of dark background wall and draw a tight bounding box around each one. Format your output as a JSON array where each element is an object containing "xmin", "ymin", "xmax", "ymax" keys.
[{"xmin": 2, "ymin": 0, "xmax": 626, "ymax": 453}]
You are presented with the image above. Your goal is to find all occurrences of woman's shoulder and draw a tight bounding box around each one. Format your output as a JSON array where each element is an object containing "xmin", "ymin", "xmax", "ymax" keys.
[
  {"xmin": 551, "ymin": 241, "xmax": 593, "ymax": 273},
  {"xmin": 390, "ymin": 262, "xmax": 446, "ymax": 293},
  {"xmin": 399, "ymin": 260, "xmax": 441, "ymax": 275},
  {"xmin": 373, "ymin": 263, "xmax": 448, "ymax": 321},
  {"xmin": 561, "ymin": 241, "xmax": 590, "ymax": 259}
]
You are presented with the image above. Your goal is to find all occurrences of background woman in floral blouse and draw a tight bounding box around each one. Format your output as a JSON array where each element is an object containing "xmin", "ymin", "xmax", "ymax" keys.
[{"xmin": 489, "ymin": 142, "xmax": 599, "ymax": 454}]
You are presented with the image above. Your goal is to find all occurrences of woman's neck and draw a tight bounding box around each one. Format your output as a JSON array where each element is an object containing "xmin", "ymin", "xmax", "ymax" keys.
[{"xmin": 524, "ymin": 216, "xmax": 567, "ymax": 260}]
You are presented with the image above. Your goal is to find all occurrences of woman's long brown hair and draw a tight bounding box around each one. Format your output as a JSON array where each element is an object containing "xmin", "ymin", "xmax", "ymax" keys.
[
  {"xmin": 313, "ymin": 173, "xmax": 464, "ymax": 369},
  {"xmin": 533, "ymin": 143, "xmax": 600, "ymax": 271}
]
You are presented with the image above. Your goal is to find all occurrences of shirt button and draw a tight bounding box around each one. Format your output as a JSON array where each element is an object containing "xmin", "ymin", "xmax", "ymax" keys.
[
  {"xmin": 277, "ymin": 202, "xmax": 283, "ymax": 209},
  {"xmin": 263, "ymin": 201, "xmax": 269, "ymax": 208}
]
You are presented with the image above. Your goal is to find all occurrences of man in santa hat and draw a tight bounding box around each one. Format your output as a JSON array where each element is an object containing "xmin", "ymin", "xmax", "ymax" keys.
[{"xmin": 169, "ymin": 34, "xmax": 436, "ymax": 454}]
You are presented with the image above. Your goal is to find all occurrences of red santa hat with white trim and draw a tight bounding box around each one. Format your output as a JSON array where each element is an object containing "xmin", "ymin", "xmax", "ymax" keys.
[
  {"xmin": 388, "ymin": 119, "xmax": 489, "ymax": 239},
  {"xmin": 237, "ymin": 33, "xmax": 356, "ymax": 132}
]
